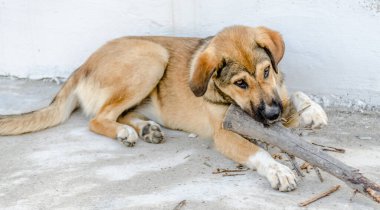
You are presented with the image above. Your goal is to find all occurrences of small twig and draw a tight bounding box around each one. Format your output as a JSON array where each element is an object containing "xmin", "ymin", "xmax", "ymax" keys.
[
  {"xmin": 272, "ymin": 153, "xmax": 283, "ymax": 160},
  {"xmin": 298, "ymin": 103, "xmax": 312, "ymax": 115},
  {"xmin": 284, "ymin": 153, "xmax": 304, "ymax": 177},
  {"xmin": 236, "ymin": 164, "xmax": 245, "ymax": 169},
  {"xmin": 203, "ymin": 162, "xmax": 211, "ymax": 167},
  {"xmin": 350, "ymin": 189, "xmax": 359, "ymax": 202},
  {"xmin": 321, "ymin": 148, "xmax": 343, "ymax": 153},
  {"xmin": 212, "ymin": 168, "xmax": 249, "ymax": 174},
  {"xmin": 173, "ymin": 200, "xmax": 186, "ymax": 210},
  {"xmin": 311, "ymin": 142, "xmax": 345, "ymax": 153},
  {"xmin": 282, "ymin": 103, "xmax": 311, "ymax": 126},
  {"xmin": 314, "ymin": 167, "xmax": 324, "ymax": 182},
  {"xmin": 183, "ymin": 155, "xmax": 191, "ymax": 159},
  {"xmin": 300, "ymin": 162, "xmax": 313, "ymax": 173},
  {"xmin": 298, "ymin": 185, "xmax": 341, "ymax": 207},
  {"xmin": 222, "ymin": 173, "xmax": 245, "ymax": 177}
]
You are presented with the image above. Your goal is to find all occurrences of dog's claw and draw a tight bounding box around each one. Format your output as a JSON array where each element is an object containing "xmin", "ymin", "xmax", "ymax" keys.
[{"xmin": 120, "ymin": 139, "xmax": 135, "ymax": 147}]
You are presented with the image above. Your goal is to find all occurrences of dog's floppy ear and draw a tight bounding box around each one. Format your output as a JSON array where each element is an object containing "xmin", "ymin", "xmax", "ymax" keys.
[
  {"xmin": 255, "ymin": 27, "xmax": 285, "ymax": 73},
  {"xmin": 189, "ymin": 49, "xmax": 219, "ymax": 97}
]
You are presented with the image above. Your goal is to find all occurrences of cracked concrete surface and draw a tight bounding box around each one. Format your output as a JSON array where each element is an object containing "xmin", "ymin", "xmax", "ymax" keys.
[{"xmin": 0, "ymin": 77, "xmax": 380, "ymax": 210}]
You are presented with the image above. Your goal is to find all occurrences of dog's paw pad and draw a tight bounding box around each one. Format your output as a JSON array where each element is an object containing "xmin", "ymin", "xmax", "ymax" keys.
[
  {"xmin": 117, "ymin": 125, "xmax": 138, "ymax": 147},
  {"xmin": 141, "ymin": 121, "xmax": 164, "ymax": 144},
  {"xmin": 266, "ymin": 162, "xmax": 297, "ymax": 192}
]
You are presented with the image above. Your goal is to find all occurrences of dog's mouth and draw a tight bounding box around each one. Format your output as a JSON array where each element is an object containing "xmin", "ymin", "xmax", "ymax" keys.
[
  {"xmin": 248, "ymin": 100, "xmax": 283, "ymax": 126},
  {"xmin": 251, "ymin": 113, "xmax": 280, "ymax": 127}
]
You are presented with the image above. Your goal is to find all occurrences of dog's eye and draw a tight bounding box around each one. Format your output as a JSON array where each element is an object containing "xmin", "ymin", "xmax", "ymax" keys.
[
  {"xmin": 234, "ymin": 80, "xmax": 248, "ymax": 89},
  {"xmin": 264, "ymin": 66, "xmax": 270, "ymax": 79}
]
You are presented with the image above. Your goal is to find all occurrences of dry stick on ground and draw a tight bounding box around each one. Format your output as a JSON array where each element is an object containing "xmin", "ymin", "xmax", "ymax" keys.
[
  {"xmin": 223, "ymin": 105, "xmax": 380, "ymax": 204},
  {"xmin": 298, "ymin": 185, "xmax": 341, "ymax": 207},
  {"xmin": 314, "ymin": 167, "xmax": 323, "ymax": 182},
  {"xmin": 284, "ymin": 153, "xmax": 305, "ymax": 177},
  {"xmin": 350, "ymin": 189, "xmax": 360, "ymax": 202},
  {"xmin": 300, "ymin": 162, "xmax": 324, "ymax": 182},
  {"xmin": 222, "ymin": 173, "xmax": 246, "ymax": 177},
  {"xmin": 314, "ymin": 167, "xmax": 324, "ymax": 182},
  {"xmin": 300, "ymin": 162, "xmax": 313, "ymax": 173},
  {"xmin": 311, "ymin": 142, "xmax": 346, "ymax": 153},
  {"xmin": 173, "ymin": 200, "xmax": 186, "ymax": 210},
  {"xmin": 212, "ymin": 168, "xmax": 249, "ymax": 174}
]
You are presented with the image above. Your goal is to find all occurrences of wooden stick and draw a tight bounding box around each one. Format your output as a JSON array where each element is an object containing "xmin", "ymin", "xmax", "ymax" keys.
[
  {"xmin": 222, "ymin": 173, "xmax": 245, "ymax": 177},
  {"xmin": 284, "ymin": 153, "xmax": 305, "ymax": 177},
  {"xmin": 350, "ymin": 189, "xmax": 359, "ymax": 202},
  {"xmin": 314, "ymin": 167, "xmax": 324, "ymax": 182},
  {"xmin": 298, "ymin": 185, "xmax": 341, "ymax": 207},
  {"xmin": 223, "ymin": 105, "xmax": 380, "ymax": 204},
  {"xmin": 311, "ymin": 142, "xmax": 346, "ymax": 153},
  {"xmin": 173, "ymin": 200, "xmax": 186, "ymax": 210},
  {"xmin": 212, "ymin": 168, "xmax": 249, "ymax": 174}
]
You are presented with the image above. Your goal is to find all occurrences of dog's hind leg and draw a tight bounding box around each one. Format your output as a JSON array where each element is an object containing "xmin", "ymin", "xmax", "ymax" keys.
[
  {"xmin": 89, "ymin": 72, "xmax": 166, "ymax": 147},
  {"xmin": 79, "ymin": 39, "xmax": 169, "ymax": 146},
  {"xmin": 118, "ymin": 112, "xmax": 164, "ymax": 144},
  {"xmin": 90, "ymin": 99, "xmax": 140, "ymax": 147}
]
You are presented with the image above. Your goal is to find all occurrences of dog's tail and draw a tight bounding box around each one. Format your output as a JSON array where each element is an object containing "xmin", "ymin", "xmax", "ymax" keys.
[{"xmin": 0, "ymin": 67, "xmax": 83, "ymax": 135}]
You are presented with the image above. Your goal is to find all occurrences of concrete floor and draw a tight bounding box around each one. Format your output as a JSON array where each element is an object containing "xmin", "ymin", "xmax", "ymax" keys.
[{"xmin": 0, "ymin": 77, "xmax": 380, "ymax": 210}]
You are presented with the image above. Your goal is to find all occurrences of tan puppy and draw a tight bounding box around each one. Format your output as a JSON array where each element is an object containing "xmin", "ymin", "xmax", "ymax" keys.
[{"xmin": 0, "ymin": 25, "xmax": 327, "ymax": 191}]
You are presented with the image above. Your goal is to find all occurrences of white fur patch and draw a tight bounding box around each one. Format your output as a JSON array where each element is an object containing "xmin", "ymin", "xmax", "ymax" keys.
[
  {"xmin": 75, "ymin": 81, "xmax": 111, "ymax": 116},
  {"xmin": 247, "ymin": 148, "xmax": 297, "ymax": 192},
  {"xmin": 291, "ymin": 91, "xmax": 328, "ymax": 129}
]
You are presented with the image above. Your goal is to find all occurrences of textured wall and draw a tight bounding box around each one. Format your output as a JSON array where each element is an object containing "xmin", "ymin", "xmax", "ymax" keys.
[{"xmin": 1, "ymin": 0, "xmax": 380, "ymax": 105}]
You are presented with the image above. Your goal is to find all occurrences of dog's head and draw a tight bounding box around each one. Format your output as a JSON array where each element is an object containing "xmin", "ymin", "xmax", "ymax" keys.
[{"xmin": 189, "ymin": 26, "xmax": 286, "ymax": 125}]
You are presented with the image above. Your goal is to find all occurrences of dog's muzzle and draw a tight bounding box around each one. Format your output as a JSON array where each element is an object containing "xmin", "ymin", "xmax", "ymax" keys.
[{"xmin": 254, "ymin": 100, "xmax": 282, "ymax": 125}]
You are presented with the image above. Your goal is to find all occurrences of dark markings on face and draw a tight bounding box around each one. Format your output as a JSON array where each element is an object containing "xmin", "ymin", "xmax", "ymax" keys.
[
  {"xmin": 216, "ymin": 50, "xmax": 272, "ymax": 84},
  {"xmin": 262, "ymin": 47, "xmax": 278, "ymax": 73},
  {"xmin": 204, "ymin": 45, "xmax": 283, "ymax": 126},
  {"xmin": 250, "ymin": 100, "xmax": 266, "ymax": 124},
  {"xmin": 215, "ymin": 60, "xmax": 246, "ymax": 86},
  {"xmin": 249, "ymin": 89, "xmax": 283, "ymax": 125},
  {"xmin": 271, "ymin": 90, "xmax": 284, "ymax": 115},
  {"xmin": 212, "ymin": 82, "xmax": 236, "ymax": 104},
  {"xmin": 203, "ymin": 96, "xmax": 231, "ymax": 106}
]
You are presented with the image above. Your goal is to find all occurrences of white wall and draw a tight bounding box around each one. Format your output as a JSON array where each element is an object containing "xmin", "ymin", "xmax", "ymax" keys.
[{"xmin": 1, "ymin": 0, "xmax": 380, "ymax": 105}]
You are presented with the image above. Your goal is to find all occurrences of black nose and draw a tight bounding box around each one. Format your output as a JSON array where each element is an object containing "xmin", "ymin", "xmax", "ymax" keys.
[{"xmin": 260, "ymin": 101, "xmax": 281, "ymax": 121}]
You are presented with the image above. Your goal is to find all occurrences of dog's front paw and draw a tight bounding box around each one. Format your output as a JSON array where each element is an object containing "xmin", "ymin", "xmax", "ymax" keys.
[
  {"xmin": 291, "ymin": 91, "xmax": 328, "ymax": 129},
  {"xmin": 265, "ymin": 162, "xmax": 297, "ymax": 192},
  {"xmin": 117, "ymin": 125, "xmax": 139, "ymax": 147},
  {"xmin": 248, "ymin": 149, "xmax": 297, "ymax": 192}
]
